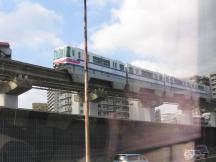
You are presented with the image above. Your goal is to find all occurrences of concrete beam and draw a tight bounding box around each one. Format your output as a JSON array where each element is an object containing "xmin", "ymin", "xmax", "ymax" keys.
[
  {"xmin": 140, "ymin": 98, "xmax": 163, "ymax": 108},
  {"xmin": 0, "ymin": 77, "xmax": 32, "ymax": 95},
  {"xmin": 89, "ymin": 88, "xmax": 107, "ymax": 102}
]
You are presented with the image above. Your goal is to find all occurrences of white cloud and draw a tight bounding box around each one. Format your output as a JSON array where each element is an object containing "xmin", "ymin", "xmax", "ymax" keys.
[
  {"xmin": 91, "ymin": 0, "xmax": 199, "ymax": 77},
  {"xmin": 18, "ymin": 89, "xmax": 47, "ymax": 109},
  {"xmin": 0, "ymin": 1, "xmax": 64, "ymax": 48}
]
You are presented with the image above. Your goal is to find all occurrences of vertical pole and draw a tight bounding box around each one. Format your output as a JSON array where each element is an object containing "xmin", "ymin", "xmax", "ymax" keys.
[{"xmin": 84, "ymin": 0, "xmax": 90, "ymax": 162}]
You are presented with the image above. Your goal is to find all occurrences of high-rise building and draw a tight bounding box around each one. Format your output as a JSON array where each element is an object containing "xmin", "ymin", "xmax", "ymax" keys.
[
  {"xmin": 47, "ymin": 89, "xmax": 61, "ymax": 112},
  {"xmin": 98, "ymin": 96, "xmax": 129, "ymax": 119},
  {"xmin": 187, "ymin": 75, "xmax": 210, "ymax": 86},
  {"xmin": 210, "ymin": 73, "xmax": 216, "ymax": 100}
]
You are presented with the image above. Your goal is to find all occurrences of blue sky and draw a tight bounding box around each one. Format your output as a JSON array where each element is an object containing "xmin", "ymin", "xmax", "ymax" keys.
[{"xmin": 0, "ymin": 0, "xmax": 120, "ymax": 67}]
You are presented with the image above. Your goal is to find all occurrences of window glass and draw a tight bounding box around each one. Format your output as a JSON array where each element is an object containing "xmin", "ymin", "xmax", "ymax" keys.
[
  {"xmin": 119, "ymin": 64, "xmax": 125, "ymax": 71},
  {"xmin": 93, "ymin": 56, "xmax": 110, "ymax": 67},
  {"xmin": 135, "ymin": 68, "xmax": 139, "ymax": 75},
  {"xmin": 129, "ymin": 67, "xmax": 133, "ymax": 74},
  {"xmin": 74, "ymin": 95, "xmax": 80, "ymax": 102},
  {"xmin": 141, "ymin": 70, "xmax": 153, "ymax": 79},
  {"xmin": 66, "ymin": 46, "xmax": 71, "ymax": 57},
  {"xmin": 78, "ymin": 52, "xmax": 81, "ymax": 59}
]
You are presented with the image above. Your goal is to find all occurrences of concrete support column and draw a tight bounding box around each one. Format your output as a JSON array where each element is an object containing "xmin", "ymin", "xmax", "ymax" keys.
[
  {"xmin": 142, "ymin": 99, "xmax": 163, "ymax": 122},
  {"xmin": 0, "ymin": 94, "xmax": 18, "ymax": 108},
  {"xmin": 129, "ymin": 100, "xmax": 155, "ymax": 122},
  {"xmin": 182, "ymin": 109, "xmax": 193, "ymax": 125}
]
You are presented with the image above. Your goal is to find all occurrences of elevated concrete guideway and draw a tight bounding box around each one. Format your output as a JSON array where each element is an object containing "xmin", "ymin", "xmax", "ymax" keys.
[
  {"xmin": 0, "ymin": 58, "xmax": 212, "ymax": 115},
  {"xmin": 0, "ymin": 58, "xmax": 129, "ymax": 107},
  {"xmin": 0, "ymin": 58, "xmax": 125, "ymax": 93},
  {"xmin": 0, "ymin": 58, "xmax": 82, "ymax": 91}
]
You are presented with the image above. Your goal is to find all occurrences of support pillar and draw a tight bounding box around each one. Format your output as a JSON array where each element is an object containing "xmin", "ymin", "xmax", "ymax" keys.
[
  {"xmin": 129, "ymin": 99, "xmax": 161, "ymax": 122},
  {"xmin": 181, "ymin": 109, "xmax": 193, "ymax": 125},
  {"xmin": 0, "ymin": 76, "xmax": 32, "ymax": 109},
  {"xmin": 0, "ymin": 94, "xmax": 18, "ymax": 108}
]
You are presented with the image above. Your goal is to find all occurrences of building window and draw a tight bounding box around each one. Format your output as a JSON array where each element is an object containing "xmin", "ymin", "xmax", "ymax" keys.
[{"xmin": 74, "ymin": 95, "xmax": 80, "ymax": 102}]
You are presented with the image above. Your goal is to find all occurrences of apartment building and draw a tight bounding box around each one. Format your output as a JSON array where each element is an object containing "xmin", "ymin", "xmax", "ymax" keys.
[
  {"xmin": 47, "ymin": 90, "xmax": 129, "ymax": 119},
  {"xmin": 210, "ymin": 73, "xmax": 216, "ymax": 100}
]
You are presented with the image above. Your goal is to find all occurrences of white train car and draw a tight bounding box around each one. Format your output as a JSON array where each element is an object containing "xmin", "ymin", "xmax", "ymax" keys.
[
  {"xmin": 53, "ymin": 45, "xmax": 210, "ymax": 100},
  {"xmin": 126, "ymin": 64, "xmax": 165, "ymax": 94},
  {"xmin": 53, "ymin": 46, "xmax": 126, "ymax": 90},
  {"xmin": 126, "ymin": 64, "xmax": 210, "ymax": 100}
]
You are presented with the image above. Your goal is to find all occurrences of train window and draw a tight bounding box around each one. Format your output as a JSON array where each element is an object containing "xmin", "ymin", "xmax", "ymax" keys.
[
  {"xmin": 113, "ymin": 62, "xmax": 117, "ymax": 69},
  {"xmin": 78, "ymin": 52, "xmax": 81, "ymax": 59},
  {"xmin": 54, "ymin": 50, "xmax": 58, "ymax": 59},
  {"xmin": 129, "ymin": 67, "xmax": 134, "ymax": 74},
  {"xmin": 66, "ymin": 46, "xmax": 71, "ymax": 57},
  {"xmin": 135, "ymin": 68, "xmax": 139, "ymax": 75},
  {"xmin": 186, "ymin": 82, "xmax": 190, "ymax": 87},
  {"xmin": 141, "ymin": 70, "xmax": 153, "ymax": 79},
  {"xmin": 59, "ymin": 49, "xmax": 64, "ymax": 58},
  {"xmin": 165, "ymin": 76, "xmax": 170, "ymax": 82},
  {"xmin": 170, "ymin": 77, "xmax": 174, "ymax": 83},
  {"xmin": 119, "ymin": 64, "xmax": 124, "ymax": 71},
  {"xmin": 87, "ymin": 54, "xmax": 90, "ymax": 62},
  {"xmin": 174, "ymin": 78, "xmax": 183, "ymax": 85},
  {"xmin": 159, "ymin": 74, "xmax": 163, "ymax": 81},
  {"xmin": 72, "ymin": 50, "xmax": 75, "ymax": 56},
  {"xmin": 93, "ymin": 56, "xmax": 110, "ymax": 68}
]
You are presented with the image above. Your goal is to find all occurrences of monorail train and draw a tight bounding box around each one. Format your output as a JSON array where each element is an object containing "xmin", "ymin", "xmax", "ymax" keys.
[
  {"xmin": 53, "ymin": 45, "xmax": 210, "ymax": 99},
  {"xmin": 0, "ymin": 42, "xmax": 12, "ymax": 59},
  {"xmin": 54, "ymin": 46, "xmax": 126, "ymax": 89}
]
